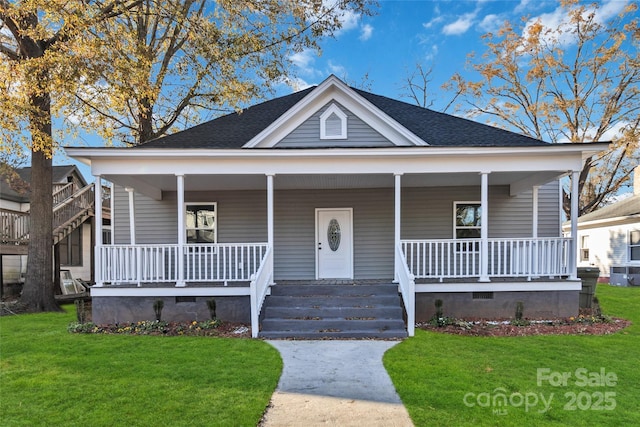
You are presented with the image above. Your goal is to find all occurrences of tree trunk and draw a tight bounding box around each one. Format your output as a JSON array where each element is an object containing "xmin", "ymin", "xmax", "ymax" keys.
[{"xmin": 20, "ymin": 94, "xmax": 60, "ymax": 312}]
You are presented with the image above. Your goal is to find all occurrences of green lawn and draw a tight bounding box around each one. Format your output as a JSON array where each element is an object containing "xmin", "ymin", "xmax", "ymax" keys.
[
  {"xmin": 0, "ymin": 306, "xmax": 282, "ymax": 427},
  {"xmin": 384, "ymin": 284, "xmax": 640, "ymax": 426}
]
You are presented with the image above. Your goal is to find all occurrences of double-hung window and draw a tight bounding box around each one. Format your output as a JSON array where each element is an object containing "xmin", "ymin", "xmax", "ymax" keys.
[
  {"xmin": 580, "ymin": 235, "xmax": 590, "ymax": 262},
  {"xmin": 630, "ymin": 230, "xmax": 640, "ymax": 262},
  {"xmin": 454, "ymin": 202, "xmax": 481, "ymax": 251},
  {"xmin": 185, "ymin": 203, "xmax": 217, "ymax": 244}
]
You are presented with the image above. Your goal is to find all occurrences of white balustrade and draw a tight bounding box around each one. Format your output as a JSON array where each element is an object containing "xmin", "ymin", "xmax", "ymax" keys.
[
  {"xmin": 99, "ymin": 243, "xmax": 268, "ymax": 285},
  {"xmin": 402, "ymin": 238, "xmax": 570, "ymax": 280}
]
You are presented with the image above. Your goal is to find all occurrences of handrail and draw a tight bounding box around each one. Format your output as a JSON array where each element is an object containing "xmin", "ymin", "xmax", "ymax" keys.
[
  {"xmin": 52, "ymin": 182, "xmax": 75, "ymax": 206},
  {"xmin": 249, "ymin": 246, "xmax": 273, "ymax": 338},
  {"xmin": 53, "ymin": 184, "xmax": 95, "ymax": 232},
  {"xmin": 395, "ymin": 243, "xmax": 415, "ymax": 336}
]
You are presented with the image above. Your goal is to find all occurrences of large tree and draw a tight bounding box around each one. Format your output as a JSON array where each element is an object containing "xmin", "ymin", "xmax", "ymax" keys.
[
  {"xmin": 446, "ymin": 0, "xmax": 639, "ymax": 216},
  {"xmin": 0, "ymin": 0, "xmax": 141, "ymax": 312},
  {"xmin": 70, "ymin": 0, "xmax": 375, "ymax": 145}
]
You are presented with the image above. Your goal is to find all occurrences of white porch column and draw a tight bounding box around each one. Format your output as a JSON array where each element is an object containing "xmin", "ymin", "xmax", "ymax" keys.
[
  {"xmin": 109, "ymin": 182, "xmax": 114, "ymax": 245},
  {"xmin": 266, "ymin": 174, "xmax": 275, "ymax": 284},
  {"xmin": 394, "ymin": 173, "xmax": 402, "ymax": 283},
  {"xmin": 94, "ymin": 176, "xmax": 103, "ymax": 286},
  {"xmin": 479, "ymin": 172, "xmax": 490, "ymax": 282},
  {"xmin": 176, "ymin": 174, "xmax": 186, "ymax": 287},
  {"xmin": 532, "ymin": 186, "xmax": 539, "ymax": 238},
  {"xmin": 125, "ymin": 187, "xmax": 136, "ymax": 245},
  {"xmin": 569, "ymin": 171, "xmax": 579, "ymax": 280},
  {"xmin": 531, "ymin": 185, "xmax": 540, "ymax": 279}
]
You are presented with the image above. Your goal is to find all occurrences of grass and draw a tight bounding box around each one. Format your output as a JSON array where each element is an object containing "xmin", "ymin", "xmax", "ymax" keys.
[
  {"xmin": 384, "ymin": 284, "xmax": 640, "ymax": 427},
  {"xmin": 0, "ymin": 306, "xmax": 282, "ymax": 427}
]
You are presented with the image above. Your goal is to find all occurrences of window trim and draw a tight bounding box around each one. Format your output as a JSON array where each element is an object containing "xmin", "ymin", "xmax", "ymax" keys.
[
  {"xmin": 630, "ymin": 230, "xmax": 640, "ymax": 263},
  {"xmin": 319, "ymin": 103, "xmax": 348, "ymax": 140},
  {"xmin": 580, "ymin": 235, "xmax": 590, "ymax": 262},
  {"xmin": 184, "ymin": 202, "xmax": 218, "ymax": 244},
  {"xmin": 453, "ymin": 201, "xmax": 481, "ymax": 252}
]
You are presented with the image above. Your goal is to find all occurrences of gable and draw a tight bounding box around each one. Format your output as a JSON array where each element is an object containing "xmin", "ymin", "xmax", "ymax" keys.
[{"xmin": 275, "ymin": 101, "xmax": 394, "ymax": 148}]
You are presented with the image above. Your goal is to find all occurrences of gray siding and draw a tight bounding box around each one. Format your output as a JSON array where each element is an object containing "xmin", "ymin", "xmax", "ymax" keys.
[
  {"xmin": 276, "ymin": 101, "xmax": 393, "ymax": 148},
  {"xmin": 275, "ymin": 188, "xmax": 395, "ymax": 280},
  {"xmin": 112, "ymin": 181, "xmax": 561, "ymax": 280},
  {"xmin": 402, "ymin": 182, "xmax": 559, "ymax": 239}
]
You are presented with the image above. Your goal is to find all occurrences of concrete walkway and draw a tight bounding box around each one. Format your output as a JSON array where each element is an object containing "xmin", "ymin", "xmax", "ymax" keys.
[{"xmin": 261, "ymin": 341, "xmax": 414, "ymax": 427}]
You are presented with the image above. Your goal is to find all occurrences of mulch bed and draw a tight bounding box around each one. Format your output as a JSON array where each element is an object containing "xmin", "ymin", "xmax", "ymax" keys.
[{"xmin": 417, "ymin": 314, "xmax": 631, "ymax": 337}]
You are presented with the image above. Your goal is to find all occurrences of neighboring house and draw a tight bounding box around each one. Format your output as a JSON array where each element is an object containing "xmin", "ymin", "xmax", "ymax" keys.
[
  {"xmin": 67, "ymin": 76, "xmax": 606, "ymax": 338},
  {"xmin": 564, "ymin": 167, "xmax": 640, "ymax": 285},
  {"xmin": 0, "ymin": 165, "xmax": 110, "ymax": 294}
]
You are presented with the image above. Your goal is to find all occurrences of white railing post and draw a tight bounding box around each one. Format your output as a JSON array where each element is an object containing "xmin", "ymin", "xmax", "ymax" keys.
[
  {"xmin": 94, "ymin": 176, "xmax": 103, "ymax": 286},
  {"xmin": 176, "ymin": 174, "xmax": 186, "ymax": 287},
  {"xmin": 479, "ymin": 172, "xmax": 490, "ymax": 282},
  {"xmin": 569, "ymin": 171, "xmax": 579, "ymax": 280}
]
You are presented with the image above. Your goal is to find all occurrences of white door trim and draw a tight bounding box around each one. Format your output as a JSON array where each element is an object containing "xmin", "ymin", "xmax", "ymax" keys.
[{"xmin": 315, "ymin": 208, "xmax": 354, "ymax": 279}]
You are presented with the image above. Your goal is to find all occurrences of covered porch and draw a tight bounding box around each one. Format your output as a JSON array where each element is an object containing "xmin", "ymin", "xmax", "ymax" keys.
[{"xmin": 70, "ymin": 146, "xmax": 591, "ymax": 337}]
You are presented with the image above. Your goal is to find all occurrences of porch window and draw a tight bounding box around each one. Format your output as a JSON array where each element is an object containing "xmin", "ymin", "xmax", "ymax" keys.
[
  {"xmin": 454, "ymin": 202, "xmax": 481, "ymax": 251},
  {"xmin": 580, "ymin": 235, "xmax": 590, "ymax": 262},
  {"xmin": 631, "ymin": 230, "xmax": 640, "ymax": 262},
  {"xmin": 185, "ymin": 203, "xmax": 217, "ymax": 244}
]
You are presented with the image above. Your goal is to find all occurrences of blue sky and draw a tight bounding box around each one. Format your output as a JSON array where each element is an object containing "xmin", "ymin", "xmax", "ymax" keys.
[
  {"xmin": 281, "ymin": 0, "xmax": 635, "ymax": 110},
  {"xmin": 59, "ymin": 0, "xmax": 637, "ymax": 180}
]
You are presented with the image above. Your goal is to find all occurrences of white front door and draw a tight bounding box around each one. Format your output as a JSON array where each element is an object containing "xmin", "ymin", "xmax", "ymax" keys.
[{"xmin": 316, "ymin": 208, "xmax": 353, "ymax": 279}]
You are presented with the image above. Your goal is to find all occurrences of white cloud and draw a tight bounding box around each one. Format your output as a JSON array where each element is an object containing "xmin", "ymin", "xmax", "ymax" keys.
[
  {"xmin": 289, "ymin": 48, "xmax": 320, "ymax": 77},
  {"xmin": 514, "ymin": 0, "xmax": 534, "ymax": 14},
  {"xmin": 359, "ymin": 23, "xmax": 373, "ymax": 41},
  {"xmin": 523, "ymin": 0, "xmax": 630, "ymax": 47},
  {"xmin": 442, "ymin": 12, "xmax": 476, "ymax": 36},
  {"xmin": 423, "ymin": 16, "xmax": 444, "ymax": 29},
  {"xmin": 327, "ymin": 60, "xmax": 346, "ymax": 77},
  {"xmin": 478, "ymin": 14, "xmax": 503, "ymax": 33}
]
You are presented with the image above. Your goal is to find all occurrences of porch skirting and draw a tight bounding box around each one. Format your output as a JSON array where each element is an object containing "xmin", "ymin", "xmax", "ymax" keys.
[
  {"xmin": 415, "ymin": 290, "xmax": 579, "ymax": 322},
  {"xmin": 91, "ymin": 295, "xmax": 251, "ymax": 324}
]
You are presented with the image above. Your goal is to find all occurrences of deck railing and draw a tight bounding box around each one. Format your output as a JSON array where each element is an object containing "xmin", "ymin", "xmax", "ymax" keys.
[
  {"xmin": 401, "ymin": 237, "xmax": 571, "ymax": 280},
  {"xmin": 98, "ymin": 243, "xmax": 269, "ymax": 285},
  {"xmin": 0, "ymin": 209, "xmax": 30, "ymax": 244}
]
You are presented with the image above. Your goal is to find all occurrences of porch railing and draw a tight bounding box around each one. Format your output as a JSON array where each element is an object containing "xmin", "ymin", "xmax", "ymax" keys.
[
  {"xmin": 250, "ymin": 246, "xmax": 273, "ymax": 338},
  {"xmin": 401, "ymin": 237, "xmax": 571, "ymax": 280},
  {"xmin": 395, "ymin": 244, "xmax": 415, "ymax": 336},
  {"xmin": 98, "ymin": 243, "xmax": 269, "ymax": 285}
]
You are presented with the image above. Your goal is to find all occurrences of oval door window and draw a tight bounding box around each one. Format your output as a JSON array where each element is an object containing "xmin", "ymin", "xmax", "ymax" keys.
[{"xmin": 327, "ymin": 219, "xmax": 341, "ymax": 251}]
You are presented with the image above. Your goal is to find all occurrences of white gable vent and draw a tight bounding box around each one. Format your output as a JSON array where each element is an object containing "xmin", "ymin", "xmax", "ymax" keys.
[{"xmin": 320, "ymin": 103, "xmax": 347, "ymax": 139}]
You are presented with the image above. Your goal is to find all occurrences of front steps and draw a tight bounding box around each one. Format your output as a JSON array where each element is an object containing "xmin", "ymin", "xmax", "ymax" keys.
[{"xmin": 259, "ymin": 282, "xmax": 407, "ymax": 339}]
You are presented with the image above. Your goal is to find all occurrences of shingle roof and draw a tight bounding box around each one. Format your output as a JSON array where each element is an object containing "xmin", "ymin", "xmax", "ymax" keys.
[
  {"xmin": 578, "ymin": 194, "xmax": 640, "ymax": 223},
  {"xmin": 0, "ymin": 165, "xmax": 85, "ymax": 203},
  {"xmin": 136, "ymin": 83, "xmax": 549, "ymax": 149},
  {"xmin": 137, "ymin": 87, "xmax": 315, "ymax": 149}
]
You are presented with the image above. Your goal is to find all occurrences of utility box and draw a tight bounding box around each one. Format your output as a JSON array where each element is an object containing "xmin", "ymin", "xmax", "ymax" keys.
[{"xmin": 610, "ymin": 266, "xmax": 640, "ymax": 286}]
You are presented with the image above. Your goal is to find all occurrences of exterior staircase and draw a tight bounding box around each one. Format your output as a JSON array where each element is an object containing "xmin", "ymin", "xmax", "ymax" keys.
[
  {"xmin": 1, "ymin": 183, "xmax": 99, "ymax": 254},
  {"xmin": 259, "ymin": 281, "xmax": 407, "ymax": 339}
]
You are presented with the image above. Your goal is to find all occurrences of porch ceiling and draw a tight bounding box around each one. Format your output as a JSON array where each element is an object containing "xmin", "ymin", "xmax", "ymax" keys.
[{"xmin": 104, "ymin": 171, "xmax": 564, "ymax": 194}]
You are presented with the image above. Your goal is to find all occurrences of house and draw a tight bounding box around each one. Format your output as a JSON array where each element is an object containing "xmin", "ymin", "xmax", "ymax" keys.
[
  {"xmin": 564, "ymin": 166, "xmax": 640, "ymax": 285},
  {"xmin": 66, "ymin": 76, "xmax": 607, "ymax": 338},
  {"xmin": 0, "ymin": 165, "xmax": 109, "ymax": 296}
]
